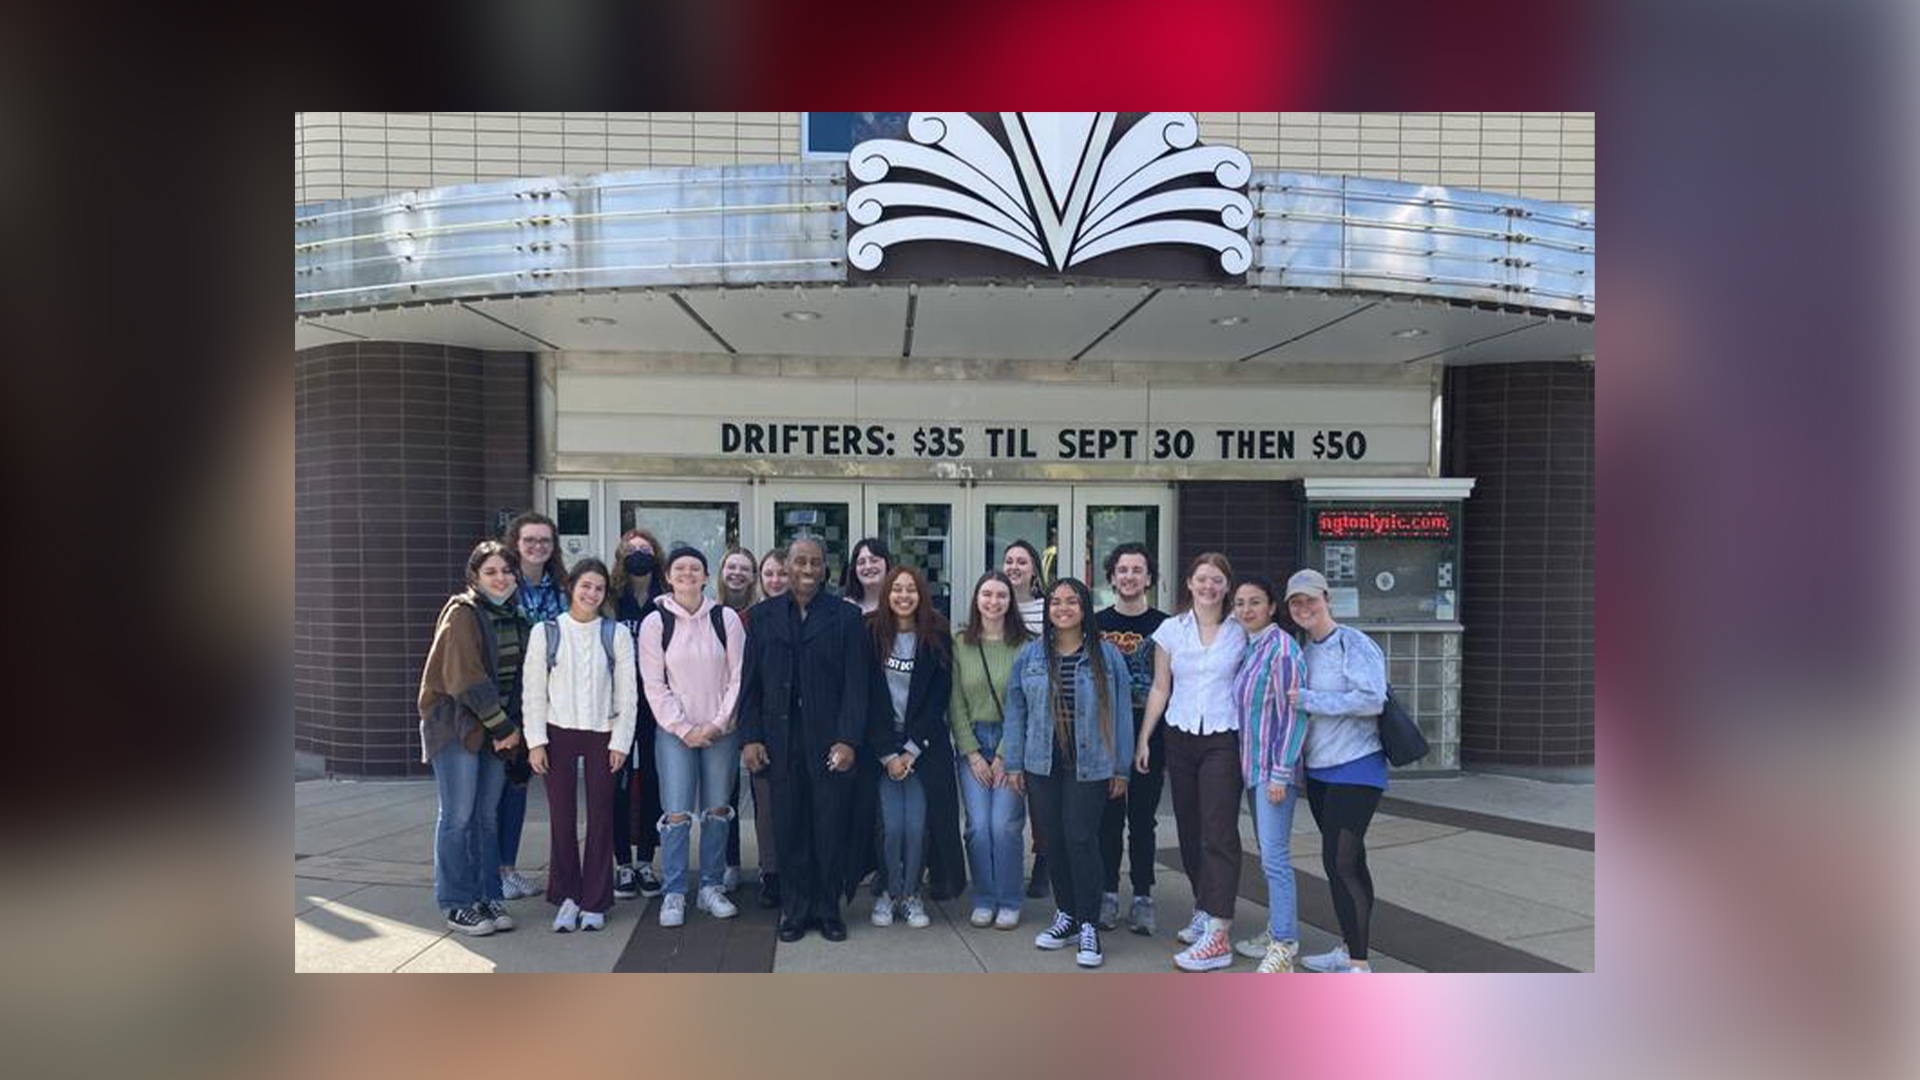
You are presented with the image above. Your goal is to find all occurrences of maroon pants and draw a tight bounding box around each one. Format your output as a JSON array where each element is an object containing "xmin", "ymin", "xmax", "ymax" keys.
[
  {"xmin": 1164, "ymin": 727, "xmax": 1243, "ymax": 918},
  {"xmin": 542, "ymin": 726, "xmax": 616, "ymax": 914}
]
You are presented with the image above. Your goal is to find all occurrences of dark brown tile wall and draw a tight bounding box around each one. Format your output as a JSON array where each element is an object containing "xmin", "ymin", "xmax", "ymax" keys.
[
  {"xmin": 295, "ymin": 342, "xmax": 533, "ymax": 777},
  {"xmin": 1176, "ymin": 481, "xmax": 1303, "ymax": 629},
  {"xmin": 1445, "ymin": 361, "xmax": 1594, "ymax": 768}
]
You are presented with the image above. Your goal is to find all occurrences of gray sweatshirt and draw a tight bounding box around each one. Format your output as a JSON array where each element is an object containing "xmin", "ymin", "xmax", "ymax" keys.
[{"xmin": 1300, "ymin": 625, "xmax": 1388, "ymax": 769}]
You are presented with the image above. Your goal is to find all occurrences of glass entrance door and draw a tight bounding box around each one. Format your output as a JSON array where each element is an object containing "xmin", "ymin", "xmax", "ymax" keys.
[
  {"xmin": 1073, "ymin": 485, "xmax": 1176, "ymax": 612},
  {"xmin": 754, "ymin": 481, "xmax": 861, "ymax": 595},
  {"xmin": 863, "ymin": 484, "xmax": 962, "ymax": 621},
  {"xmin": 971, "ymin": 485, "xmax": 1074, "ymax": 611},
  {"xmin": 606, "ymin": 480, "xmax": 753, "ymax": 600}
]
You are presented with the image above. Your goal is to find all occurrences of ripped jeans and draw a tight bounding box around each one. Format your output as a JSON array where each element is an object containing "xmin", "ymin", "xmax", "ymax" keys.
[{"xmin": 654, "ymin": 727, "xmax": 740, "ymax": 896}]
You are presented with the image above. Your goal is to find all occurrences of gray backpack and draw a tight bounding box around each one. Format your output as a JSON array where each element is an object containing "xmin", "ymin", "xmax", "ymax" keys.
[{"xmin": 542, "ymin": 617, "xmax": 619, "ymax": 674}]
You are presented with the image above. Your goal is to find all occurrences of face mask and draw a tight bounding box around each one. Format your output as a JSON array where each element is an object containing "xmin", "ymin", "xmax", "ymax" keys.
[{"xmin": 624, "ymin": 550, "xmax": 657, "ymax": 577}]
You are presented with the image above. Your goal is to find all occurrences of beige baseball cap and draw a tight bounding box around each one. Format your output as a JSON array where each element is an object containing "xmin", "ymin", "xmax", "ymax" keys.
[{"xmin": 1284, "ymin": 568, "xmax": 1331, "ymax": 602}]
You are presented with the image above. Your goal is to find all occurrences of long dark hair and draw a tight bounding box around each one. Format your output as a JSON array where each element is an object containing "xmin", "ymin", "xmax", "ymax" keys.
[
  {"xmin": 504, "ymin": 511, "xmax": 568, "ymax": 590},
  {"xmin": 1043, "ymin": 577, "xmax": 1114, "ymax": 750},
  {"xmin": 1002, "ymin": 539, "xmax": 1045, "ymax": 600},
  {"xmin": 610, "ymin": 527, "xmax": 666, "ymax": 604},
  {"xmin": 867, "ymin": 565, "xmax": 950, "ymax": 665},
  {"xmin": 842, "ymin": 536, "xmax": 894, "ymax": 602},
  {"xmin": 464, "ymin": 540, "xmax": 513, "ymax": 590},
  {"xmin": 959, "ymin": 570, "xmax": 1033, "ymax": 648}
]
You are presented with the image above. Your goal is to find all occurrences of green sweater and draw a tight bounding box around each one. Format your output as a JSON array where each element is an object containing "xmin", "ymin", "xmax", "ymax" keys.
[{"xmin": 948, "ymin": 636, "xmax": 1022, "ymax": 757}]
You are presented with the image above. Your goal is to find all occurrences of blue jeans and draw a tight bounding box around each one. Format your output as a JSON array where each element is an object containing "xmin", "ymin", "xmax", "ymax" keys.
[
  {"xmin": 497, "ymin": 778, "xmax": 528, "ymax": 869},
  {"xmin": 430, "ymin": 743, "xmax": 507, "ymax": 909},
  {"xmin": 878, "ymin": 769, "xmax": 927, "ymax": 898},
  {"xmin": 1251, "ymin": 781, "xmax": 1301, "ymax": 943},
  {"xmin": 959, "ymin": 722, "xmax": 1026, "ymax": 911},
  {"xmin": 655, "ymin": 727, "xmax": 740, "ymax": 894}
]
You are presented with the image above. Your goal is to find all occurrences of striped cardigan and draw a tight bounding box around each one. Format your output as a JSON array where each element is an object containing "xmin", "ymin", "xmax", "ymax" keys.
[{"xmin": 1233, "ymin": 625, "xmax": 1307, "ymax": 788}]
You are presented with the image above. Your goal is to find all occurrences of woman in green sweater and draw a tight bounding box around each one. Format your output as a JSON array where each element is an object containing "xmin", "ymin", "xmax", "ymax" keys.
[{"xmin": 949, "ymin": 571, "xmax": 1035, "ymax": 929}]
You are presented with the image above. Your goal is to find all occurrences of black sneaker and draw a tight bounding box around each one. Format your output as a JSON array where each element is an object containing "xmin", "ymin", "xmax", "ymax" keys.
[
  {"xmin": 1034, "ymin": 910, "xmax": 1076, "ymax": 950},
  {"xmin": 613, "ymin": 864, "xmax": 639, "ymax": 900},
  {"xmin": 445, "ymin": 904, "xmax": 496, "ymax": 936},
  {"xmin": 482, "ymin": 899, "xmax": 515, "ymax": 932},
  {"xmin": 1025, "ymin": 854, "xmax": 1051, "ymax": 899},
  {"xmin": 635, "ymin": 864, "xmax": 665, "ymax": 898},
  {"xmin": 1075, "ymin": 922, "xmax": 1104, "ymax": 968}
]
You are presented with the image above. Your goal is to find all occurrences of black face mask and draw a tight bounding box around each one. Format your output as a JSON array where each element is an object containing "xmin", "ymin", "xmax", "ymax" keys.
[{"xmin": 624, "ymin": 550, "xmax": 657, "ymax": 578}]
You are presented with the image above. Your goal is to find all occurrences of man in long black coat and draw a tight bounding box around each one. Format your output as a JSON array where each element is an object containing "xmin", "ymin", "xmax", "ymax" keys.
[{"xmin": 739, "ymin": 536, "xmax": 867, "ymax": 942}]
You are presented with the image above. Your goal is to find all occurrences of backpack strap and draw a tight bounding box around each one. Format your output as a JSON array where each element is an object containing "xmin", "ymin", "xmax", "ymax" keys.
[
  {"xmin": 600, "ymin": 618, "xmax": 618, "ymax": 674},
  {"xmin": 710, "ymin": 604, "xmax": 729, "ymax": 645},
  {"xmin": 543, "ymin": 618, "xmax": 561, "ymax": 671}
]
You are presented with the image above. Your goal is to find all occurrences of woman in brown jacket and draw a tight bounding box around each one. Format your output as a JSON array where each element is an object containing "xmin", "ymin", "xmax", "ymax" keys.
[{"xmin": 418, "ymin": 540, "xmax": 527, "ymax": 936}]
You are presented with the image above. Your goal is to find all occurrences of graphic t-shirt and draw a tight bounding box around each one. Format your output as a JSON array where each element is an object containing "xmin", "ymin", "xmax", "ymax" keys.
[{"xmin": 1096, "ymin": 606, "xmax": 1169, "ymax": 723}]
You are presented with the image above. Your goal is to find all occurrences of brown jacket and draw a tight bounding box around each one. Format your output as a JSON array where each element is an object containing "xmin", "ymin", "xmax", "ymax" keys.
[{"xmin": 417, "ymin": 591, "xmax": 516, "ymax": 763}]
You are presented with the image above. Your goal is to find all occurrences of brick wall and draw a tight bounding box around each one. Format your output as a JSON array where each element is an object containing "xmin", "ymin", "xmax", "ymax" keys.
[
  {"xmin": 1175, "ymin": 481, "xmax": 1303, "ymax": 625},
  {"xmin": 295, "ymin": 342, "xmax": 533, "ymax": 777},
  {"xmin": 1445, "ymin": 362, "xmax": 1594, "ymax": 768}
]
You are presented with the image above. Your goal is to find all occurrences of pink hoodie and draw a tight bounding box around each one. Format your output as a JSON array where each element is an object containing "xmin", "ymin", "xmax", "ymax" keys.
[{"xmin": 638, "ymin": 594, "xmax": 745, "ymax": 741}]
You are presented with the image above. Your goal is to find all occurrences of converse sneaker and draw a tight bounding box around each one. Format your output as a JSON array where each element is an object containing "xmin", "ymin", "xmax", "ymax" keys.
[
  {"xmin": 658, "ymin": 892, "xmax": 686, "ymax": 928},
  {"xmin": 1129, "ymin": 895, "xmax": 1156, "ymax": 936},
  {"xmin": 970, "ymin": 905, "xmax": 995, "ymax": 928},
  {"xmin": 580, "ymin": 911, "xmax": 606, "ymax": 932},
  {"xmin": 1174, "ymin": 925, "xmax": 1235, "ymax": 972},
  {"xmin": 635, "ymin": 864, "xmax": 665, "ymax": 898},
  {"xmin": 871, "ymin": 893, "xmax": 895, "ymax": 927},
  {"xmin": 698, "ymin": 885, "xmax": 739, "ymax": 920},
  {"xmin": 482, "ymin": 899, "xmax": 515, "ymax": 932},
  {"xmin": 1075, "ymin": 922, "xmax": 1104, "ymax": 968},
  {"xmin": 903, "ymin": 895, "xmax": 931, "ymax": 929},
  {"xmin": 446, "ymin": 903, "xmax": 496, "ymax": 936},
  {"xmin": 1257, "ymin": 939, "xmax": 1299, "ymax": 974},
  {"xmin": 1034, "ymin": 911, "xmax": 1076, "ymax": 950},
  {"xmin": 994, "ymin": 906, "xmax": 1021, "ymax": 931},
  {"xmin": 613, "ymin": 864, "xmax": 639, "ymax": 900},
  {"xmin": 1299, "ymin": 944, "xmax": 1352, "ymax": 973},
  {"xmin": 1098, "ymin": 892, "xmax": 1120, "ymax": 931},
  {"xmin": 1235, "ymin": 928, "xmax": 1273, "ymax": 959},
  {"xmin": 552, "ymin": 898, "xmax": 581, "ymax": 933},
  {"xmin": 500, "ymin": 870, "xmax": 541, "ymax": 900},
  {"xmin": 1176, "ymin": 909, "xmax": 1210, "ymax": 945}
]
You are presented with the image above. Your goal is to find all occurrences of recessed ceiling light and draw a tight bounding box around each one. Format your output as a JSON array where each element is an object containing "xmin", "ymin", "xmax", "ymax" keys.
[
  {"xmin": 1392, "ymin": 327, "xmax": 1428, "ymax": 338},
  {"xmin": 1210, "ymin": 315, "xmax": 1248, "ymax": 327},
  {"xmin": 577, "ymin": 315, "xmax": 617, "ymax": 327},
  {"xmin": 783, "ymin": 310, "xmax": 823, "ymax": 322}
]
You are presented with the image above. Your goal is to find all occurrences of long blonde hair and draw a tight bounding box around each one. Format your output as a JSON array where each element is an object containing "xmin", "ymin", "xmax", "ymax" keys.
[{"xmin": 717, "ymin": 545, "xmax": 758, "ymax": 613}]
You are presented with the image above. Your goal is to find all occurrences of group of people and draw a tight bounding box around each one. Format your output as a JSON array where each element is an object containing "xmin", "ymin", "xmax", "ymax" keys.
[{"xmin": 418, "ymin": 513, "xmax": 1393, "ymax": 973}]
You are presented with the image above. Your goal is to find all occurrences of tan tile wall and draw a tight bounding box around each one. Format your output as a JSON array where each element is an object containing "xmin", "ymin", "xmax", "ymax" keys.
[{"xmin": 297, "ymin": 112, "xmax": 1593, "ymax": 208}]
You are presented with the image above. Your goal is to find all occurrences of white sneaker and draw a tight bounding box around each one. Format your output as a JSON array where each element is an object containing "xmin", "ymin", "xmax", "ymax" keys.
[
  {"xmin": 552, "ymin": 898, "xmax": 581, "ymax": 933},
  {"xmin": 500, "ymin": 870, "xmax": 541, "ymax": 900},
  {"xmin": 970, "ymin": 905, "xmax": 995, "ymax": 928},
  {"xmin": 1235, "ymin": 928, "xmax": 1273, "ymax": 959},
  {"xmin": 1075, "ymin": 922, "xmax": 1104, "ymax": 968},
  {"xmin": 1034, "ymin": 911, "xmax": 1076, "ymax": 950},
  {"xmin": 1257, "ymin": 939, "xmax": 1299, "ymax": 974},
  {"xmin": 1174, "ymin": 926, "xmax": 1235, "ymax": 972},
  {"xmin": 659, "ymin": 893, "xmax": 686, "ymax": 928},
  {"xmin": 871, "ymin": 893, "xmax": 896, "ymax": 927},
  {"xmin": 723, "ymin": 866, "xmax": 740, "ymax": 893},
  {"xmin": 1344, "ymin": 964, "xmax": 1373, "ymax": 973},
  {"xmin": 1300, "ymin": 944, "xmax": 1352, "ymax": 973},
  {"xmin": 903, "ymin": 896, "xmax": 930, "ymax": 929},
  {"xmin": 698, "ymin": 885, "xmax": 739, "ymax": 919},
  {"xmin": 1176, "ymin": 909, "xmax": 1210, "ymax": 945},
  {"xmin": 994, "ymin": 907, "xmax": 1021, "ymax": 931},
  {"xmin": 580, "ymin": 911, "xmax": 606, "ymax": 932}
]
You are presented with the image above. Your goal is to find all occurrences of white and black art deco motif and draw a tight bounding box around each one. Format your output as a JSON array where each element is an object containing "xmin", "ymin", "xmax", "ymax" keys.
[{"xmin": 846, "ymin": 112, "xmax": 1253, "ymax": 275}]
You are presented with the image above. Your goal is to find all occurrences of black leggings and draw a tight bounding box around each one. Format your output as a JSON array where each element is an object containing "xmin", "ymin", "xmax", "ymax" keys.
[{"xmin": 1305, "ymin": 779, "xmax": 1383, "ymax": 960}]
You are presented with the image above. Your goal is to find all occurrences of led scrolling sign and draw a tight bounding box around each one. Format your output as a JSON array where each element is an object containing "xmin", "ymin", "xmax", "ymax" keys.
[{"xmin": 1314, "ymin": 508, "xmax": 1455, "ymax": 541}]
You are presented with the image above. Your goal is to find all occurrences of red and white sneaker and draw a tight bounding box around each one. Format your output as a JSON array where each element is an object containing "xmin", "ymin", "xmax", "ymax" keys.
[{"xmin": 1174, "ymin": 926, "xmax": 1235, "ymax": 972}]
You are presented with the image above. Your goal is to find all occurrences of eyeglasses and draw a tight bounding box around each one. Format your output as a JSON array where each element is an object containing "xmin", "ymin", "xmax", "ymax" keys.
[{"xmin": 520, "ymin": 536, "xmax": 555, "ymax": 547}]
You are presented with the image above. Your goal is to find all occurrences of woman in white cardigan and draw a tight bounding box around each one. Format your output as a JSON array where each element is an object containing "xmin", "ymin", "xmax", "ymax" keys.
[{"xmin": 523, "ymin": 558, "xmax": 638, "ymax": 933}]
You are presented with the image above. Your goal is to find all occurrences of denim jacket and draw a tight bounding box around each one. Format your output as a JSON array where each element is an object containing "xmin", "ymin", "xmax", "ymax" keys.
[{"xmin": 1001, "ymin": 638, "xmax": 1134, "ymax": 782}]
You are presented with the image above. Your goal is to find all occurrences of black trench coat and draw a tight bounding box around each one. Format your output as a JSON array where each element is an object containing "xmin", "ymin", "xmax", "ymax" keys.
[{"xmin": 856, "ymin": 629, "xmax": 967, "ymax": 901}]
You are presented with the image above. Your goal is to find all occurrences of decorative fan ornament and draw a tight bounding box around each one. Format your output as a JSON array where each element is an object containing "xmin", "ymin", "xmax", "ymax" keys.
[{"xmin": 847, "ymin": 112, "xmax": 1253, "ymax": 274}]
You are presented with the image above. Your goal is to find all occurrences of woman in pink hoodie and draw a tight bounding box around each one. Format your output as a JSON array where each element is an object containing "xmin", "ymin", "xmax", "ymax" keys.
[{"xmin": 638, "ymin": 546, "xmax": 747, "ymax": 927}]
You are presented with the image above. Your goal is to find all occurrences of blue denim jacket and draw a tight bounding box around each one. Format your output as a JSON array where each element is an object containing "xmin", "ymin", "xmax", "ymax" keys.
[{"xmin": 1001, "ymin": 638, "xmax": 1134, "ymax": 782}]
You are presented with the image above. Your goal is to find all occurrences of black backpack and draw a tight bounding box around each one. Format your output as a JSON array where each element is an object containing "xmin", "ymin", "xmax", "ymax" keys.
[{"xmin": 656, "ymin": 604, "xmax": 731, "ymax": 691}]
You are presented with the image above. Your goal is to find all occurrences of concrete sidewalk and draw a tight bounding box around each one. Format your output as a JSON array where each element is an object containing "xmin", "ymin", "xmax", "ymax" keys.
[{"xmin": 295, "ymin": 771, "xmax": 1593, "ymax": 973}]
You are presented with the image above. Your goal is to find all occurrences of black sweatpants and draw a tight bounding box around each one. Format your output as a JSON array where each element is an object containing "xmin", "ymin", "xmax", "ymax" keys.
[
  {"xmin": 1099, "ymin": 725, "xmax": 1164, "ymax": 895},
  {"xmin": 1305, "ymin": 778, "xmax": 1383, "ymax": 961}
]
